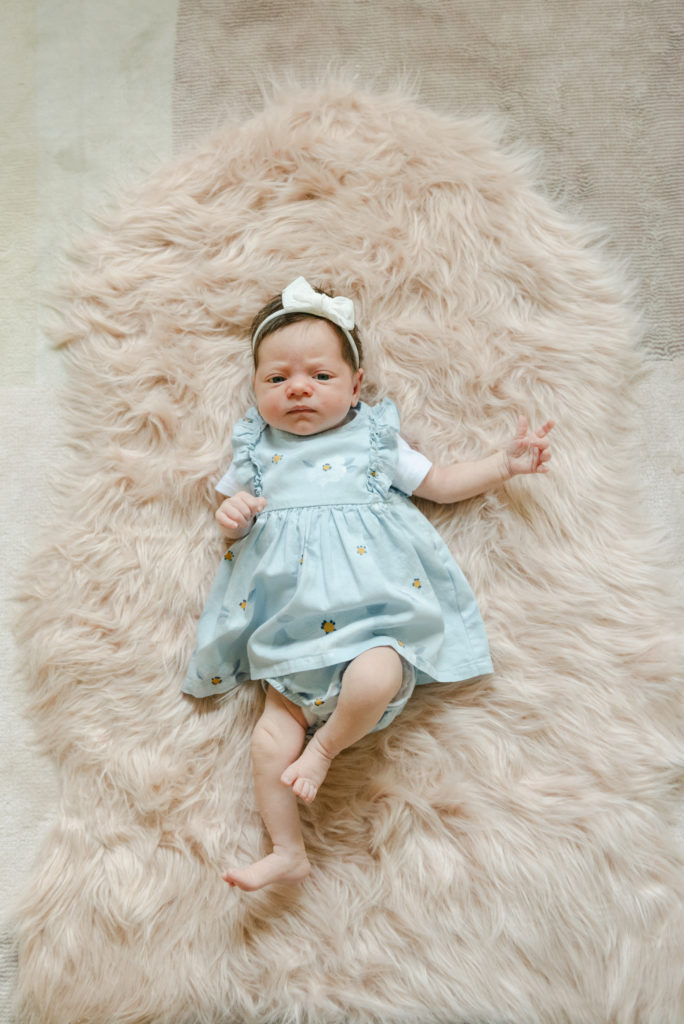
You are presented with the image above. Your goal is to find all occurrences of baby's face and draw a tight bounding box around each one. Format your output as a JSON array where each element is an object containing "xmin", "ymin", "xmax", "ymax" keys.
[{"xmin": 253, "ymin": 319, "xmax": 363, "ymax": 435}]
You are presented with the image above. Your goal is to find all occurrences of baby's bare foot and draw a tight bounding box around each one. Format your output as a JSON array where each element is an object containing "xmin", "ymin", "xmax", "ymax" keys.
[
  {"xmin": 222, "ymin": 846, "xmax": 310, "ymax": 892},
  {"xmin": 280, "ymin": 734, "xmax": 333, "ymax": 803}
]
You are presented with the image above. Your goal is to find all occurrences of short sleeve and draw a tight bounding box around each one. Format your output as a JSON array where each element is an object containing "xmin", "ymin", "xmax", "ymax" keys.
[
  {"xmin": 366, "ymin": 398, "xmax": 400, "ymax": 497},
  {"xmin": 228, "ymin": 407, "xmax": 266, "ymax": 495},
  {"xmin": 392, "ymin": 436, "xmax": 432, "ymax": 495},
  {"xmin": 215, "ymin": 462, "xmax": 251, "ymax": 496}
]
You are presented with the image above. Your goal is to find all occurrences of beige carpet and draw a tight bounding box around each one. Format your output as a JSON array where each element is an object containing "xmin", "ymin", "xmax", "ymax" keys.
[
  {"xmin": 12, "ymin": 80, "xmax": 683, "ymax": 1023},
  {"xmin": 174, "ymin": 0, "xmax": 684, "ymax": 363},
  {"xmin": 3, "ymin": 2, "xmax": 683, "ymax": 1021}
]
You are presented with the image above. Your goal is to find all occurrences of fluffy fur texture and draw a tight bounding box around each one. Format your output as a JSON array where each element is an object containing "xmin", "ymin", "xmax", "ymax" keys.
[{"xmin": 13, "ymin": 81, "xmax": 683, "ymax": 1023}]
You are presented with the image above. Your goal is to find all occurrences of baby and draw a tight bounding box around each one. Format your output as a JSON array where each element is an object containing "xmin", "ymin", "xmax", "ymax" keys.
[{"xmin": 183, "ymin": 277, "xmax": 553, "ymax": 891}]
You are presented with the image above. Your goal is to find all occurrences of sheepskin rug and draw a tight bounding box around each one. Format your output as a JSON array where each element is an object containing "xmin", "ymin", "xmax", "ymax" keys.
[{"xmin": 13, "ymin": 81, "xmax": 683, "ymax": 1023}]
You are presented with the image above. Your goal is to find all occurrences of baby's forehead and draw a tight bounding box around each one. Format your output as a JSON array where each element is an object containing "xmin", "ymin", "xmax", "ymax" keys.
[{"xmin": 257, "ymin": 319, "xmax": 347, "ymax": 363}]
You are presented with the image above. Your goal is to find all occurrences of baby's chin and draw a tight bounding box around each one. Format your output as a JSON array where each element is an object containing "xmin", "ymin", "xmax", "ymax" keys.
[{"xmin": 267, "ymin": 409, "xmax": 353, "ymax": 435}]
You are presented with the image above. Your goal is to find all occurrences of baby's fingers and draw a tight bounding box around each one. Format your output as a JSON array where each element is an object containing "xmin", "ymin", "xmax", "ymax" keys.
[
  {"xmin": 527, "ymin": 421, "xmax": 554, "ymax": 454},
  {"xmin": 216, "ymin": 493, "xmax": 266, "ymax": 529},
  {"xmin": 217, "ymin": 497, "xmax": 251, "ymax": 527},
  {"xmin": 535, "ymin": 419, "xmax": 555, "ymax": 439},
  {"xmin": 245, "ymin": 495, "xmax": 268, "ymax": 516},
  {"xmin": 515, "ymin": 414, "xmax": 529, "ymax": 439},
  {"xmin": 534, "ymin": 447, "xmax": 552, "ymax": 472},
  {"xmin": 216, "ymin": 507, "xmax": 241, "ymax": 528}
]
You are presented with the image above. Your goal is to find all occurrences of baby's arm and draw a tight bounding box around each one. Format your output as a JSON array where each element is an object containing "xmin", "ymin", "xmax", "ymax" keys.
[
  {"xmin": 216, "ymin": 491, "xmax": 267, "ymax": 540},
  {"xmin": 414, "ymin": 416, "xmax": 554, "ymax": 504}
]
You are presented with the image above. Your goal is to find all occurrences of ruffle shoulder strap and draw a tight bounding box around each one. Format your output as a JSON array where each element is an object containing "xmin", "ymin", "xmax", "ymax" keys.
[
  {"xmin": 365, "ymin": 397, "xmax": 401, "ymax": 497},
  {"xmin": 231, "ymin": 406, "xmax": 267, "ymax": 496}
]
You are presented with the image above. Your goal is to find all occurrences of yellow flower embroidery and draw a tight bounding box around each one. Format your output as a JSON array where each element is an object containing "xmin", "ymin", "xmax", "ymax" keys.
[
  {"xmin": 299, "ymin": 554, "xmax": 304, "ymax": 565},
  {"xmin": 224, "ymin": 550, "xmax": 234, "ymax": 561},
  {"xmin": 412, "ymin": 578, "xmax": 422, "ymax": 589},
  {"xmin": 314, "ymin": 699, "xmax": 324, "ymax": 706},
  {"xmin": 397, "ymin": 640, "xmax": 405, "ymax": 648},
  {"xmin": 370, "ymin": 469, "xmax": 377, "ymax": 477},
  {"xmin": 356, "ymin": 545, "xmax": 367, "ymax": 555},
  {"xmin": 272, "ymin": 454, "xmax": 283, "ymax": 464},
  {"xmin": 322, "ymin": 463, "xmax": 332, "ymax": 472},
  {"xmin": 239, "ymin": 599, "xmax": 247, "ymax": 611},
  {"xmin": 211, "ymin": 677, "xmax": 222, "ymax": 686},
  {"xmin": 321, "ymin": 619, "xmax": 336, "ymax": 634}
]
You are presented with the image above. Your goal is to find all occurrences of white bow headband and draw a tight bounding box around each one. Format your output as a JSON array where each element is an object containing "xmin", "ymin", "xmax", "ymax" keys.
[{"xmin": 251, "ymin": 277, "xmax": 359, "ymax": 368}]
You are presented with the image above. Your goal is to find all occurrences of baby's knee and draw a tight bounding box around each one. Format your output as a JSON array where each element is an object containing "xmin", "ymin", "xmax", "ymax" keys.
[
  {"xmin": 251, "ymin": 716, "xmax": 281, "ymax": 760},
  {"xmin": 347, "ymin": 646, "xmax": 404, "ymax": 701},
  {"xmin": 381, "ymin": 668, "xmax": 404, "ymax": 704},
  {"xmin": 374, "ymin": 646, "xmax": 403, "ymax": 689},
  {"xmin": 251, "ymin": 708, "xmax": 304, "ymax": 764}
]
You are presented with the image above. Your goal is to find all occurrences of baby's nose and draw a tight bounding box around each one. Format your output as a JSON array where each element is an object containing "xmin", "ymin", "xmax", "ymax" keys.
[{"xmin": 286, "ymin": 375, "xmax": 313, "ymax": 396}]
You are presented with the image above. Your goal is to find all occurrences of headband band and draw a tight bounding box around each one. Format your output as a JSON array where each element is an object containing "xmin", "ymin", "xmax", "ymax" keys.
[{"xmin": 251, "ymin": 276, "xmax": 359, "ymax": 368}]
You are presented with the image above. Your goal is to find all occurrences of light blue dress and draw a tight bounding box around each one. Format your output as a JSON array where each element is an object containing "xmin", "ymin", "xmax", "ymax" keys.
[{"xmin": 183, "ymin": 399, "xmax": 493, "ymax": 727}]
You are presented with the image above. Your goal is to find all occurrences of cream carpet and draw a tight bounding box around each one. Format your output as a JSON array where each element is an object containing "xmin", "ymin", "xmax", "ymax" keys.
[
  {"xmin": 11, "ymin": 78, "xmax": 684, "ymax": 1023},
  {"xmin": 3, "ymin": 2, "xmax": 683, "ymax": 1022}
]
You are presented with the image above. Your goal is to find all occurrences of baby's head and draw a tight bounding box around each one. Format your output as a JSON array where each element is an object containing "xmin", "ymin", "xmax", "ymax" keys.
[{"xmin": 250, "ymin": 277, "xmax": 364, "ymax": 436}]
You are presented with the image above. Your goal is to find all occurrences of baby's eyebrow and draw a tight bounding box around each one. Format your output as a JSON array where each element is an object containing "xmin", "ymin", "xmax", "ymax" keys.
[{"xmin": 263, "ymin": 356, "xmax": 336, "ymax": 373}]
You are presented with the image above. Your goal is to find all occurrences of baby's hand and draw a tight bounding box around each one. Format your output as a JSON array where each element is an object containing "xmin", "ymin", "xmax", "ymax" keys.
[
  {"xmin": 503, "ymin": 416, "xmax": 554, "ymax": 477},
  {"xmin": 216, "ymin": 492, "xmax": 267, "ymax": 539}
]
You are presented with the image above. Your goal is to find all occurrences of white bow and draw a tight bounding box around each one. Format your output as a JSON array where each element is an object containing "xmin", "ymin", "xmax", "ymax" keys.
[
  {"xmin": 281, "ymin": 277, "xmax": 355, "ymax": 331},
  {"xmin": 252, "ymin": 276, "xmax": 360, "ymax": 367}
]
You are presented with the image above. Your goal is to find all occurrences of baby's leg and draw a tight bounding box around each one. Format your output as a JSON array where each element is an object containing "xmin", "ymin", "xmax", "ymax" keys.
[
  {"xmin": 281, "ymin": 646, "xmax": 403, "ymax": 803},
  {"xmin": 223, "ymin": 686, "xmax": 311, "ymax": 891}
]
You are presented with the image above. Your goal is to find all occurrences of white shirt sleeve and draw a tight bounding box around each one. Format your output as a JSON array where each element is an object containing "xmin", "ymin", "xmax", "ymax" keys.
[
  {"xmin": 392, "ymin": 435, "xmax": 432, "ymax": 495},
  {"xmin": 215, "ymin": 462, "xmax": 244, "ymax": 496},
  {"xmin": 215, "ymin": 434, "xmax": 432, "ymax": 498}
]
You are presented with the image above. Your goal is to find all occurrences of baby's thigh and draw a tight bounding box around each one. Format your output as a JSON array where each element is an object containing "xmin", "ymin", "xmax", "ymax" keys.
[{"xmin": 262, "ymin": 684, "xmax": 309, "ymax": 730}]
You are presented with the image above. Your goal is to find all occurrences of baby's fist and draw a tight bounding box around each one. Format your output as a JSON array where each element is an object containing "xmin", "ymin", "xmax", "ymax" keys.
[
  {"xmin": 216, "ymin": 492, "xmax": 267, "ymax": 538},
  {"xmin": 504, "ymin": 416, "xmax": 554, "ymax": 477}
]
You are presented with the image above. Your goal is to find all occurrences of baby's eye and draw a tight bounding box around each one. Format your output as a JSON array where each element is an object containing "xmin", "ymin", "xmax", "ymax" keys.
[
  {"xmin": 268, "ymin": 374, "xmax": 286, "ymax": 384},
  {"xmin": 315, "ymin": 373, "xmax": 332, "ymax": 381}
]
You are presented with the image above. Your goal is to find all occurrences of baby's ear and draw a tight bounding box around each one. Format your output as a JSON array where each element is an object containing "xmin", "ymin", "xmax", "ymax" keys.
[{"xmin": 351, "ymin": 367, "xmax": 364, "ymax": 404}]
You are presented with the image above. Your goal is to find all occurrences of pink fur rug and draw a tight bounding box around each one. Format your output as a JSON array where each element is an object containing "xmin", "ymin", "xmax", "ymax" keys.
[{"xmin": 13, "ymin": 81, "xmax": 683, "ymax": 1023}]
